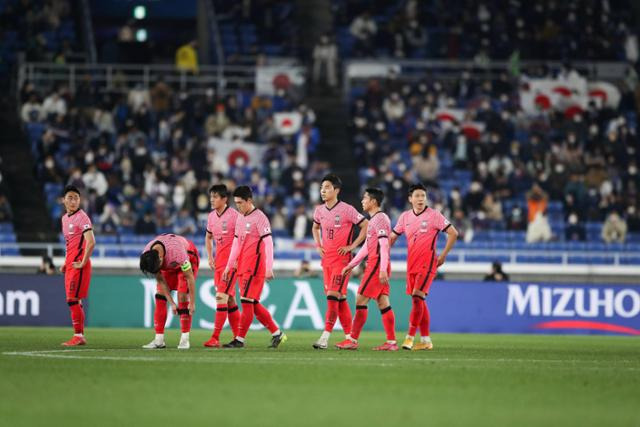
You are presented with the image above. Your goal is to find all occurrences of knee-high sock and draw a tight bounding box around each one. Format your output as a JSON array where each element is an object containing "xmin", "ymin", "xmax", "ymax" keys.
[
  {"xmin": 238, "ymin": 301, "xmax": 255, "ymax": 339},
  {"xmin": 154, "ymin": 294, "xmax": 168, "ymax": 334},
  {"xmin": 408, "ymin": 296, "xmax": 424, "ymax": 337},
  {"xmin": 338, "ymin": 298, "xmax": 352, "ymax": 335},
  {"xmin": 381, "ymin": 306, "xmax": 396, "ymax": 341},
  {"xmin": 227, "ymin": 303, "xmax": 240, "ymax": 336},
  {"xmin": 254, "ymin": 302, "xmax": 279, "ymax": 334},
  {"xmin": 324, "ymin": 296, "xmax": 339, "ymax": 333},
  {"xmin": 350, "ymin": 305, "xmax": 368, "ymax": 340},
  {"xmin": 212, "ymin": 304, "xmax": 228, "ymax": 339},
  {"xmin": 419, "ymin": 300, "xmax": 430, "ymax": 337},
  {"xmin": 178, "ymin": 301, "xmax": 191, "ymax": 333},
  {"xmin": 68, "ymin": 301, "xmax": 84, "ymax": 334}
]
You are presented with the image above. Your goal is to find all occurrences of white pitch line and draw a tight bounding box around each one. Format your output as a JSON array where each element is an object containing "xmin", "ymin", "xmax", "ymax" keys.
[{"xmin": 2, "ymin": 350, "xmax": 640, "ymax": 370}]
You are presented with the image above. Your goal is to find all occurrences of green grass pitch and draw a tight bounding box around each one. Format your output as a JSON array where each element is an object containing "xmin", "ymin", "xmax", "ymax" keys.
[{"xmin": 0, "ymin": 327, "xmax": 638, "ymax": 427}]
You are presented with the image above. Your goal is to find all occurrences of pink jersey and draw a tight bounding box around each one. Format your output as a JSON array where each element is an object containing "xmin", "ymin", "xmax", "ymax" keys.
[
  {"xmin": 313, "ymin": 201, "xmax": 365, "ymax": 265},
  {"xmin": 365, "ymin": 211, "xmax": 391, "ymax": 265},
  {"xmin": 206, "ymin": 206, "xmax": 239, "ymax": 268},
  {"xmin": 61, "ymin": 209, "xmax": 93, "ymax": 265},
  {"xmin": 393, "ymin": 207, "xmax": 451, "ymax": 274},
  {"xmin": 143, "ymin": 234, "xmax": 193, "ymax": 272},
  {"xmin": 234, "ymin": 208, "xmax": 272, "ymax": 276}
]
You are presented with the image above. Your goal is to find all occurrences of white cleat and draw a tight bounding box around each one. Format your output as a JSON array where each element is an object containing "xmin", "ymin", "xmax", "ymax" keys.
[
  {"xmin": 142, "ymin": 339, "xmax": 166, "ymax": 349},
  {"xmin": 177, "ymin": 337, "xmax": 190, "ymax": 349},
  {"xmin": 312, "ymin": 337, "xmax": 328, "ymax": 350}
]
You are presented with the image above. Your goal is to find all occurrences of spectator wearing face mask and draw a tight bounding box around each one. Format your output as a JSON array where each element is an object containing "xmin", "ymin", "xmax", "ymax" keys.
[
  {"xmin": 602, "ymin": 211, "xmax": 628, "ymax": 244},
  {"xmin": 565, "ymin": 212, "xmax": 586, "ymax": 241}
]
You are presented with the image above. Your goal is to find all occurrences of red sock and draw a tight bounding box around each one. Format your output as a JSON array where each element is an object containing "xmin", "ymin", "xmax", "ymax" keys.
[
  {"xmin": 212, "ymin": 304, "xmax": 228, "ymax": 339},
  {"xmin": 419, "ymin": 300, "xmax": 430, "ymax": 337},
  {"xmin": 254, "ymin": 302, "xmax": 279, "ymax": 334},
  {"xmin": 228, "ymin": 303, "xmax": 240, "ymax": 336},
  {"xmin": 154, "ymin": 294, "xmax": 168, "ymax": 334},
  {"xmin": 408, "ymin": 296, "xmax": 424, "ymax": 337},
  {"xmin": 324, "ymin": 296, "xmax": 339, "ymax": 333},
  {"xmin": 68, "ymin": 301, "xmax": 83, "ymax": 334},
  {"xmin": 238, "ymin": 301, "xmax": 255, "ymax": 339},
  {"xmin": 178, "ymin": 301, "xmax": 191, "ymax": 333},
  {"xmin": 339, "ymin": 298, "xmax": 352, "ymax": 335},
  {"xmin": 381, "ymin": 306, "xmax": 396, "ymax": 341},
  {"xmin": 350, "ymin": 305, "xmax": 368, "ymax": 340}
]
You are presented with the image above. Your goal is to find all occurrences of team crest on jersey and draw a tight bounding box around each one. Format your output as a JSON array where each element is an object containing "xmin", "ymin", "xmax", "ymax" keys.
[
  {"xmin": 245, "ymin": 222, "xmax": 252, "ymax": 233},
  {"xmin": 420, "ymin": 220, "xmax": 428, "ymax": 232},
  {"xmin": 334, "ymin": 215, "xmax": 341, "ymax": 228},
  {"xmin": 222, "ymin": 220, "xmax": 228, "ymax": 233}
]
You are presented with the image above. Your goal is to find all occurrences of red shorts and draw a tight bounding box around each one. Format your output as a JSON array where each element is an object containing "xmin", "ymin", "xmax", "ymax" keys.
[
  {"xmin": 407, "ymin": 271, "xmax": 436, "ymax": 295},
  {"xmin": 158, "ymin": 245, "xmax": 200, "ymax": 294},
  {"xmin": 358, "ymin": 260, "xmax": 391, "ymax": 300},
  {"xmin": 322, "ymin": 263, "xmax": 350, "ymax": 295},
  {"xmin": 239, "ymin": 274, "xmax": 265, "ymax": 301},
  {"xmin": 64, "ymin": 261, "xmax": 91, "ymax": 300},
  {"xmin": 214, "ymin": 268, "xmax": 238, "ymax": 296}
]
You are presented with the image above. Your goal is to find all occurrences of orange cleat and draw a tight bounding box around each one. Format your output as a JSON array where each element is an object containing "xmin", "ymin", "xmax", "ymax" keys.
[
  {"xmin": 203, "ymin": 337, "xmax": 221, "ymax": 348},
  {"xmin": 412, "ymin": 342, "xmax": 434, "ymax": 351},
  {"xmin": 335, "ymin": 339, "xmax": 358, "ymax": 350},
  {"xmin": 61, "ymin": 336, "xmax": 86, "ymax": 346},
  {"xmin": 373, "ymin": 342, "xmax": 399, "ymax": 351}
]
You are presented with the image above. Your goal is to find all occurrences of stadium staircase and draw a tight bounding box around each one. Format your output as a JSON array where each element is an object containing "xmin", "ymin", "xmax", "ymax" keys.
[{"xmin": 0, "ymin": 103, "xmax": 56, "ymax": 246}]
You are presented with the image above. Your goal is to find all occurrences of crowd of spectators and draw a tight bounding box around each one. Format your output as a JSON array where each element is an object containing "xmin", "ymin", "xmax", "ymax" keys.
[
  {"xmin": 335, "ymin": 0, "xmax": 638, "ymax": 61},
  {"xmin": 349, "ymin": 65, "xmax": 640, "ymax": 244},
  {"xmin": 21, "ymin": 77, "xmax": 324, "ymax": 238}
]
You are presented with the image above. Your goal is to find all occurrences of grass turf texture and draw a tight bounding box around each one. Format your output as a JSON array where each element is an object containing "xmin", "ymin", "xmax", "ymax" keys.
[{"xmin": 0, "ymin": 328, "xmax": 638, "ymax": 427}]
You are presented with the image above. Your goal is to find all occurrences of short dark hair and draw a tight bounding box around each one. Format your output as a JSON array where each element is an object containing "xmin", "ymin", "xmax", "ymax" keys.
[
  {"xmin": 63, "ymin": 185, "xmax": 81, "ymax": 197},
  {"xmin": 140, "ymin": 250, "xmax": 161, "ymax": 275},
  {"xmin": 321, "ymin": 173, "xmax": 342, "ymax": 189},
  {"xmin": 365, "ymin": 187, "xmax": 384, "ymax": 206},
  {"xmin": 408, "ymin": 183, "xmax": 427, "ymax": 196},
  {"xmin": 233, "ymin": 185, "xmax": 253, "ymax": 200},
  {"xmin": 209, "ymin": 184, "xmax": 229, "ymax": 198}
]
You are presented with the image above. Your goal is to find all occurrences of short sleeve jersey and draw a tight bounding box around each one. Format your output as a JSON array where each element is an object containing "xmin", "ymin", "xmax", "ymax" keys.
[
  {"xmin": 143, "ymin": 234, "xmax": 192, "ymax": 272},
  {"xmin": 233, "ymin": 208, "xmax": 272, "ymax": 276},
  {"xmin": 61, "ymin": 209, "xmax": 93, "ymax": 265},
  {"xmin": 393, "ymin": 207, "xmax": 451, "ymax": 274},
  {"xmin": 313, "ymin": 201, "xmax": 365, "ymax": 266},
  {"xmin": 206, "ymin": 206, "xmax": 239, "ymax": 269}
]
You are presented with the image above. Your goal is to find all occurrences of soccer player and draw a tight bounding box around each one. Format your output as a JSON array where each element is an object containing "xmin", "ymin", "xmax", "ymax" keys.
[
  {"xmin": 140, "ymin": 233, "xmax": 200, "ymax": 349},
  {"xmin": 203, "ymin": 184, "xmax": 241, "ymax": 348},
  {"xmin": 221, "ymin": 186, "xmax": 287, "ymax": 348},
  {"xmin": 311, "ymin": 173, "xmax": 368, "ymax": 349},
  {"xmin": 337, "ymin": 188, "xmax": 397, "ymax": 351},
  {"xmin": 390, "ymin": 183, "xmax": 458, "ymax": 350},
  {"xmin": 60, "ymin": 185, "xmax": 95, "ymax": 346}
]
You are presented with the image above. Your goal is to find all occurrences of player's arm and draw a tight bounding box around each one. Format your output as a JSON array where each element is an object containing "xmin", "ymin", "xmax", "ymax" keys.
[
  {"xmin": 264, "ymin": 234, "xmax": 274, "ymax": 280},
  {"xmin": 72, "ymin": 229, "xmax": 95, "ymax": 269},
  {"xmin": 223, "ymin": 236, "xmax": 240, "ymax": 280},
  {"xmin": 181, "ymin": 266, "xmax": 196, "ymax": 315},
  {"xmin": 341, "ymin": 240, "xmax": 368, "ymax": 276},
  {"xmin": 378, "ymin": 236, "xmax": 390, "ymax": 284},
  {"xmin": 156, "ymin": 272, "xmax": 178, "ymax": 313},
  {"xmin": 312, "ymin": 221, "xmax": 324, "ymax": 257},
  {"xmin": 338, "ymin": 218, "xmax": 368, "ymax": 255},
  {"xmin": 205, "ymin": 231, "xmax": 215, "ymax": 270},
  {"xmin": 437, "ymin": 224, "xmax": 459, "ymax": 267},
  {"xmin": 390, "ymin": 229, "xmax": 401, "ymax": 246}
]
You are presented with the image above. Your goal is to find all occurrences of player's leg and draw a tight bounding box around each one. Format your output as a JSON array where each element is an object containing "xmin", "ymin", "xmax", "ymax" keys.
[
  {"xmin": 337, "ymin": 270, "xmax": 353, "ymax": 339},
  {"xmin": 414, "ymin": 297, "xmax": 433, "ymax": 350},
  {"xmin": 205, "ymin": 268, "xmax": 230, "ymax": 347},
  {"xmin": 247, "ymin": 276, "xmax": 286, "ymax": 348},
  {"xmin": 373, "ymin": 293, "xmax": 398, "ymax": 351},
  {"xmin": 224, "ymin": 274, "xmax": 254, "ymax": 348},
  {"xmin": 225, "ymin": 271, "xmax": 241, "ymax": 336},
  {"xmin": 402, "ymin": 273, "xmax": 426, "ymax": 350},
  {"xmin": 314, "ymin": 266, "xmax": 342, "ymax": 348},
  {"xmin": 176, "ymin": 290, "xmax": 192, "ymax": 349},
  {"xmin": 414, "ymin": 273, "xmax": 436, "ymax": 351},
  {"xmin": 143, "ymin": 271, "xmax": 175, "ymax": 349},
  {"xmin": 336, "ymin": 293, "xmax": 369, "ymax": 349},
  {"xmin": 62, "ymin": 266, "xmax": 88, "ymax": 346}
]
